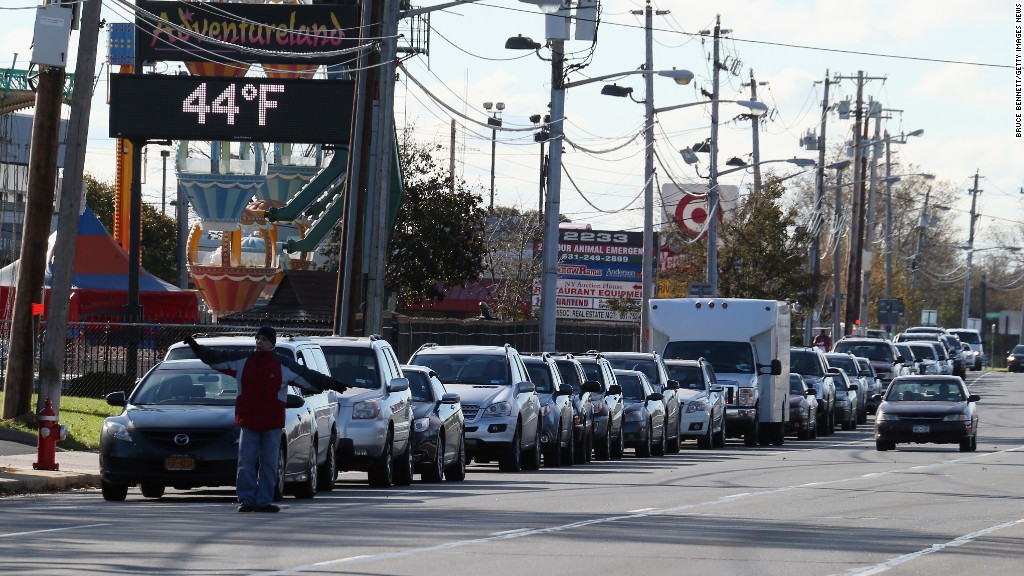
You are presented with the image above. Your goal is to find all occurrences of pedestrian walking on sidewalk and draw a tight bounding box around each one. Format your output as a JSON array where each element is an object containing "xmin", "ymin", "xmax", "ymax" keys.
[{"xmin": 184, "ymin": 326, "xmax": 346, "ymax": 513}]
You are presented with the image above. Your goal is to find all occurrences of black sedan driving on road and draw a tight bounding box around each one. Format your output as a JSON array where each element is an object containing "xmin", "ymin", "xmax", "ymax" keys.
[{"xmin": 874, "ymin": 375, "xmax": 980, "ymax": 452}]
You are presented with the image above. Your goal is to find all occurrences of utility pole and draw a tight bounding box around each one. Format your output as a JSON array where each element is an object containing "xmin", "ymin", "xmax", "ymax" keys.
[
  {"xmin": 844, "ymin": 71, "xmax": 866, "ymax": 335},
  {"xmin": 1, "ymin": 3, "xmax": 70, "ymax": 420},
  {"xmin": 36, "ymin": 0, "xmax": 103, "ymax": 415},
  {"xmin": 707, "ymin": 15, "xmax": 723, "ymax": 297},
  {"xmin": 806, "ymin": 71, "xmax": 829, "ymax": 346},
  {"xmin": 743, "ymin": 69, "xmax": 766, "ymax": 196},
  {"xmin": 859, "ymin": 101, "xmax": 882, "ymax": 332},
  {"xmin": 911, "ymin": 185, "xmax": 932, "ymax": 290},
  {"xmin": 540, "ymin": 33, "xmax": 566, "ymax": 352},
  {"xmin": 961, "ymin": 170, "xmax": 981, "ymax": 328},
  {"xmin": 449, "ymin": 118, "xmax": 456, "ymax": 193},
  {"xmin": 884, "ymin": 131, "xmax": 894, "ymax": 296}
]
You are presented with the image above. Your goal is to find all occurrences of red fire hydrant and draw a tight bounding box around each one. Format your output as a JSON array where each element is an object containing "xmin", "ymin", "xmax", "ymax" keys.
[{"xmin": 34, "ymin": 397, "xmax": 66, "ymax": 471}]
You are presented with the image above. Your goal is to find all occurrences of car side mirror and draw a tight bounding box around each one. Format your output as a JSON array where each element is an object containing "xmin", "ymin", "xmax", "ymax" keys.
[
  {"xmin": 648, "ymin": 392, "xmax": 664, "ymax": 402},
  {"xmin": 581, "ymin": 380, "xmax": 602, "ymax": 393},
  {"xmin": 665, "ymin": 379, "xmax": 680, "ymax": 390},
  {"xmin": 388, "ymin": 377, "xmax": 410, "ymax": 392},
  {"xmin": 848, "ymin": 384, "xmax": 858, "ymax": 391},
  {"xmin": 770, "ymin": 359, "xmax": 782, "ymax": 376},
  {"xmin": 285, "ymin": 394, "xmax": 305, "ymax": 409},
  {"xmin": 896, "ymin": 355, "xmax": 905, "ymax": 363},
  {"xmin": 709, "ymin": 385, "xmax": 723, "ymax": 393},
  {"xmin": 517, "ymin": 381, "xmax": 536, "ymax": 394},
  {"xmin": 826, "ymin": 367, "xmax": 841, "ymax": 375},
  {"xmin": 968, "ymin": 394, "xmax": 981, "ymax": 402},
  {"xmin": 805, "ymin": 389, "xmax": 817, "ymax": 396},
  {"xmin": 607, "ymin": 384, "xmax": 622, "ymax": 395},
  {"xmin": 441, "ymin": 393, "xmax": 460, "ymax": 404},
  {"xmin": 554, "ymin": 384, "xmax": 573, "ymax": 397},
  {"xmin": 872, "ymin": 394, "xmax": 883, "ymax": 402},
  {"xmin": 106, "ymin": 391, "xmax": 127, "ymax": 407}
]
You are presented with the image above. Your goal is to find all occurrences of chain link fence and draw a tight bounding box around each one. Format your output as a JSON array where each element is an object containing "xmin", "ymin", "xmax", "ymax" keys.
[{"xmin": 0, "ymin": 317, "xmax": 640, "ymax": 399}]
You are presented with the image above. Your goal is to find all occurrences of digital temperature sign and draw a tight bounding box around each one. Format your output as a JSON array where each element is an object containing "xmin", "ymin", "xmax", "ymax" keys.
[{"xmin": 109, "ymin": 74, "xmax": 354, "ymax": 144}]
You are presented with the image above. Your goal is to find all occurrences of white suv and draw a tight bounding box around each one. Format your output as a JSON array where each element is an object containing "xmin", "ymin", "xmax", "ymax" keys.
[
  {"xmin": 409, "ymin": 343, "xmax": 542, "ymax": 472},
  {"xmin": 309, "ymin": 335, "xmax": 414, "ymax": 488}
]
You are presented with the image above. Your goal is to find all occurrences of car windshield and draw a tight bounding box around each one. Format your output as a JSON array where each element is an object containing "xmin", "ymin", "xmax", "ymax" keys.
[
  {"xmin": 321, "ymin": 347, "xmax": 380, "ymax": 389},
  {"xmin": 949, "ymin": 330, "xmax": 981, "ymax": 344},
  {"xmin": 606, "ymin": 357, "xmax": 660, "ymax": 385},
  {"xmin": 165, "ymin": 344, "xmax": 251, "ymax": 360},
  {"xmin": 832, "ymin": 372, "xmax": 850, "ymax": 391},
  {"xmin": 616, "ymin": 373, "xmax": 645, "ymax": 401},
  {"xmin": 525, "ymin": 362, "xmax": 556, "ymax": 394},
  {"xmin": 929, "ymin": 343, "xmax": 949, "ymax": 360},
  {"xmin": 833, "ymin": 342, "xmax": 894, "ymax": 362},
  {"xmin": 131, "ymin": 369, "xmax": 239, "ymax": 406},
  {"xmin": 579, "ymin": 362, "xmax": 604, "ymax": 386},
  {"xmin": 826, "ymin": 355, "xmax": 858, "ymax": 375},
  {"xmin": 413, "ymin": 354, "xmax": 510, "ymax": 386},
  {"xmin": 790, "ymin": 351, "xmax": 825, "ymax": 377},
  {"xmin": 886, "ymin": 379, "xmax": 966, "ymax": 402},
  {"xmin": 855, "ymin": 359, "xmax": 873, "ymax": 374},
  {"xmin": 1014, "ymin": 345, "xmax": 1024, "ymax": 354},
  {"xmin": 789, "ymin": 375, "xmax": 805, "ymax": 394},
  {"xmin": 666, "ymin": 365, "xmax": 704, "ymax": 390},
  {"xmin": 663, "ymin": 341, "xmax": 754, "ymax": 374},
  {"xmin": 405, "ymin": 371, "xmax": 434, "ymax": 402},
  {"xmin": 554, "ymin": 361, "xmax": 581, "ymax": 392},
  {"xmin": 909, "ymin": 344, "xmax": 937, "ymax": 360},
  {"xmin": 895, "ymin": 344, "xmax": 916, "ymax": 361}
]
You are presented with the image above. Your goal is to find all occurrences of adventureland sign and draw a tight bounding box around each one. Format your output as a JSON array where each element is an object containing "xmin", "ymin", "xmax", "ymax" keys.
[{"xmin": 136, "ymin": 1, "xmax": 360, "ymax": 64}]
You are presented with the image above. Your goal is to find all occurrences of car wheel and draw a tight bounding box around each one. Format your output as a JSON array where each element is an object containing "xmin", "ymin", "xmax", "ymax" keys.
[
  {"xmin": 594, "ymin": 425, "xmax": 611, "ymax": 461},
  {"xmin": 545, "ymin": 423, "xmax": 563, "ymax": 467},
  {"xmin": 423, "ymin": 432, "xmax": 445, "ymax": 483},
  {"xmin": 498, "ymin": 425, "xmax": 522, "ymax": 472},
  {"xmin": 522, "ymin": 423, "xmax": 542, "ymax": 471},
  {"xmin": 394, "ymin": 442, "xmax": 414, "ymax": 486},
  {"xmin": 368, "ymin": 432, "xmax": 394, "ymax": 488},
  {"xmin": 273, "ymin": 442, "xmax": 286, "ymax": 502},
  {"xmin": 445, "ymin": 434, "xmax": 467, "ymax": 481},
  {"xmin": 960, "ymin": 433, "xmax": 978, "ymax": 453},
  {"xmin": 573, "ymin": 427, "xmax": 587, "ymax": 464},
  {"xmin": 652, "ymin": 421, "xmax": 667, "ymax": 457},
  {"xmin": 876, "ymin": 439, "xmax": 895, "ymax": 451},
  {"xmin": 809, "ymin": 417, "xmax": 817, "ymax": 439},
  {"xmin": 744, "ymin": 415, "xmax": 760, "ymax": 447},
  {"xmin": 713, "ymin": 417, "xmax": 727, "ymax": 448},
  {"xmin": 293, "ymin": 441, "xmax": 318, "ymax": 499},
  {"xmin": 668, "ymin": 411, "xmax": 682, "ymax": 453},
  {"xmin": 828, "ymin": 409, "xmax": 836, "ymax": 435},
  {"xmin": 317, "ymin": 435, "xmax": 337, "ymax": 492},
  {"xmin": 858, "ymin": 407, "xmax": 868, "ymax": 425},
  {"xmin": 584, "ymin": 426, "xmax": 594, "ymax": 463},
  {"xmin": 611, "ymin": 422, "xmax": 625, "ymax": 460},
  {"xmin": 140, "ymin": 483, "xmax": 165, "ymax": 499},
  {"xmin": 561, "ymin": 424, "xmax": 575, "ymax": 466},
  {"xmin": 101, "ymin": 480, "xmax": 128, "ymax": 502},
  {"xmin": 697, "ymin": 418, "xmax": 712, "ymax": 449},
  {"xmin": 636, "ymin": 419, "xmax": 652, "ymax": 457},
  {"xmin": 797, "ymin": 422, "xmax": 809, "ymax": 440}
]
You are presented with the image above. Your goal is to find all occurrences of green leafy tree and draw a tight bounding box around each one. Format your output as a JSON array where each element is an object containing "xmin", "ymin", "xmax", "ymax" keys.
[{"xmin": 84, "ymin": 174, "xmax": 179, "ymax": 283}]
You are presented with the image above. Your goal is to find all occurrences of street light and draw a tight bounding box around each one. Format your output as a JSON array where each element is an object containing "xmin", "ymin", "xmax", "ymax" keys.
[
  {"xmin": 483, "ymin": 101, "xmax": 504, "ymax": 209},
  {"xmin": 507, "ymin": 25, "xmax": 692, "ymax": 352}
]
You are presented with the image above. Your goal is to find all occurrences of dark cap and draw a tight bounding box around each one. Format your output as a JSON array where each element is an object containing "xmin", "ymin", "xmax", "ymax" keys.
[{"xmin": 256, "ymin": 326, "xmax": 276, "ymax": 346}]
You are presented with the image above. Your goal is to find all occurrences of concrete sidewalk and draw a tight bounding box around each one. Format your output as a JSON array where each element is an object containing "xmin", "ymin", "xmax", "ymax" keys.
[{"xmin": 0, "ymin": 429, "xmax": 100, "ymax": 495}]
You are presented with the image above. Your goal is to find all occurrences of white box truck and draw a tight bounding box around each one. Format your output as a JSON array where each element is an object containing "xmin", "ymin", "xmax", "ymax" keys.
[{"xmin": 649, "ymin": 298, "xmax": 791, "ymax": 446}]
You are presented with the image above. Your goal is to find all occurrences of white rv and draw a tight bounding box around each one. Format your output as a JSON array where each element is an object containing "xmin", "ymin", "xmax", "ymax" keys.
[{"xmin": 649, "ymin": 298, "xmax": 791, "ymax": 446}]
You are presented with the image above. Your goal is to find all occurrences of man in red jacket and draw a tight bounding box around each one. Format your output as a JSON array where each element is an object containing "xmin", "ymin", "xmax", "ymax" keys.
[{"xmin": 185, "ymin": 327, "xmax": 346, "ymax": 513}]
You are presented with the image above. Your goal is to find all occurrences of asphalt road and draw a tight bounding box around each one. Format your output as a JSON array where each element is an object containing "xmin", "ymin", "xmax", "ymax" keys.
[{"xmin": 1, "ymin": 371, "xmax": 1021, "ymax": 576}]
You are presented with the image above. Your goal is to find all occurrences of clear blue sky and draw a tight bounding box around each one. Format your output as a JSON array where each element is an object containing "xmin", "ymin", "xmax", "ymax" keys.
[{"xmin": 1, "ymin": 1, "xmax": 1017, "ymax": 247}]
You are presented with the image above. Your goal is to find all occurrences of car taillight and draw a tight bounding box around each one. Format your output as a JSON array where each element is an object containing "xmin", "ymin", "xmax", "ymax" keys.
[{"xmin": 738, "ymin": 388, "xmax": 755, "ymax": 407}]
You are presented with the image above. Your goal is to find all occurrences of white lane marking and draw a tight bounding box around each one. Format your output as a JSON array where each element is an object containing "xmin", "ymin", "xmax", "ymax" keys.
[
  {"xmin": 489, "ymin": 528, "xmax": 532, "ymax": 536},
  {"xmin": 0, "ymin": 523, "xmax": 111, "ymax": 539},
  {"xmin": 252, "ymin": 443, "xmax": 1024, "ymax": 576},
  {"xmin": 627, "ymin": 508, "xmax": 656, "ymax": 513},
  {"xmin": 830, "ymin": 518, "xmax": 1024, "ymax": 576}
]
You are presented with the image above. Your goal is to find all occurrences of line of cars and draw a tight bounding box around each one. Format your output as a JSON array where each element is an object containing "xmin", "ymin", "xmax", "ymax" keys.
[{"xmin": 98, "ymin": 326, "xmax": 981, "ymax": 502}]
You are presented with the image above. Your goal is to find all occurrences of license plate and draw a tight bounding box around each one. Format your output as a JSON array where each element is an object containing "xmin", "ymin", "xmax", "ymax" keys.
[
  {"xmin": 912, "ymin": 425, "xmax": 930, "ymax": 434},
  {"xmin": 165, "ymin": 456, "xmax": 195, "ymax": 471}
]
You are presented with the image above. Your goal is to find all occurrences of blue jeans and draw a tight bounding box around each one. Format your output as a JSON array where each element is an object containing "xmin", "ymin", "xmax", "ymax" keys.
[{"xmin": 236, "ymin": 427, "xmax": 280, "ymax": 507}]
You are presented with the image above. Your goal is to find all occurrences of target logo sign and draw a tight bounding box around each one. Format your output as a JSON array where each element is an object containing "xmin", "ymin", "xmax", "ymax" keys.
[{"xmin": 674, "ymin": 194, "xmax": 716, "ymax": 238}]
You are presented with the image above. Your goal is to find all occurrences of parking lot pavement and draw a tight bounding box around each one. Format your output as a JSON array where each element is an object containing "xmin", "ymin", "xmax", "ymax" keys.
[{"xmin": 0, "ymin": 429, "xmax": 100, "ymax": 495}]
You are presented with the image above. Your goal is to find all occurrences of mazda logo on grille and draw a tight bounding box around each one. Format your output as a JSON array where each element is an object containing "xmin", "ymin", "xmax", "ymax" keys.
[{"xmin": 173, "ymin": 434, "xmax": 190, "ymax": 446}]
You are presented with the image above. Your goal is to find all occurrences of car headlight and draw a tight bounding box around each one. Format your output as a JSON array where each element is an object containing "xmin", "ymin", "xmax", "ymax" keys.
[
  {"xmin": 878, "ymin": 412, "xmax": 899, "ymax": 421},
  {"xmin": 103, "ymin": 420, "xmax": 132, "ymax": 443},
  {"xmin": 625, "ymin": 410, "xmax": 644, "ymax": 422},
  {"xmin": 483, "ymin": 401, "xmax": 512, "ymax": 418},
  {"xmin": 352, "ymin": 399, "xmax": 380, "ymax": 419},
  {"xmin": 943, "ymin": 414, "xmax": 968, "ymax": 422},
  {"xmin": 737, "ymin": 387, "xmax": 756, "ymax": 407},
  {"xmin": 414, "ymin": 417, "xmax": 431, "ymax": 432},
  {"xmin": 686, "ymin": 399, "xmax": 709, "ymax": 413}
]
